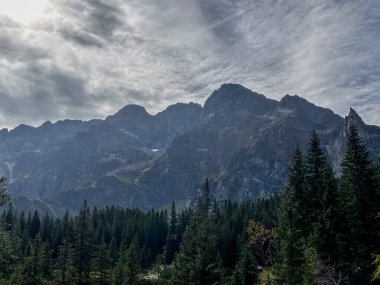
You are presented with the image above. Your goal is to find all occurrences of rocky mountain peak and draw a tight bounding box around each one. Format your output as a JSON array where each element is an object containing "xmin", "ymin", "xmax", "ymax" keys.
[
  {"xmin": 203, "ymin": 83, "xmax": 277, "ymax": 115},
  {"xmin": 9, "ymin": 124, "xmax": 35, "ymax": 137},
  {"xmin": 112, "ymin": 104, "xmax": 150, "ymax": 119},
  {"xmin": 280, "ymin": 94, "xmax": 318, "ymax": 109},
  {"xmin": 346, "ymin": 107, "xmax": 365, "ymax": 126}
]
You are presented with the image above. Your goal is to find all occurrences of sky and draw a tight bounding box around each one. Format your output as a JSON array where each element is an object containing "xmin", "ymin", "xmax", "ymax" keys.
[{"xmin": 0, "ymin": 0, "xmax": 379, "ymax": 129}]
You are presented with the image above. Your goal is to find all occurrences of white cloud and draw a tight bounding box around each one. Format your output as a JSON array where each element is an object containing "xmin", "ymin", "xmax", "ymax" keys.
[{"xmin": 0, "ymin": 0, "xmax": 379, "ymax": 129}]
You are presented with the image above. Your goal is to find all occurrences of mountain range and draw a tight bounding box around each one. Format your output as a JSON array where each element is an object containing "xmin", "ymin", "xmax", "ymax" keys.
[{"xmin": 0, "ymin": 83, "xmax": 379, "ymax": 215}]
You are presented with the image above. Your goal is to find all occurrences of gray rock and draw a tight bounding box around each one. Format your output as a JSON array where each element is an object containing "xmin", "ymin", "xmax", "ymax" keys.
[{"xmin": 0, "ymin": 83, "xmax": 379, "ymax": 214}]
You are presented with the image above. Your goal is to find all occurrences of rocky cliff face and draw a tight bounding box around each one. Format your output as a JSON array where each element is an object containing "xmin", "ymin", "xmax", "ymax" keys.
[{"xmin": 0, "ymin": 84, "xmax": 379, "ymax": 214}]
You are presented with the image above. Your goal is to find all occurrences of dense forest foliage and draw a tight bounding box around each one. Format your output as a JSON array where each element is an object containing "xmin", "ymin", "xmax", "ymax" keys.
[{"xmin": 0, "ymin": 122, "xmax": 379, "ymax": 285}]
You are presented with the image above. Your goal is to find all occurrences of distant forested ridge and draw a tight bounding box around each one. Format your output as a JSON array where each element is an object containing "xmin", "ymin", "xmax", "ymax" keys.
[{"xmin": 0, "ymin": 122, "xmax": 379, "ymax": 284}]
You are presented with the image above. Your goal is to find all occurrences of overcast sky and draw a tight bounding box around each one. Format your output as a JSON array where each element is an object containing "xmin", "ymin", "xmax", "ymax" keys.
[{"xmin": 0, "ymin": 0, "xmax": 379, "ymax": 129}]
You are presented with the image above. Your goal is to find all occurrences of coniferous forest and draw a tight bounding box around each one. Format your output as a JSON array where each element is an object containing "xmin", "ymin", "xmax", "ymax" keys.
[{"xmin": 0, "ymin": 122, "xmax": 379, "ymax": 285}]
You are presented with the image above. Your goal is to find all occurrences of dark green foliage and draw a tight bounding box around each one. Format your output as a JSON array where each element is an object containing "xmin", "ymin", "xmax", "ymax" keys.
[
  {"xmin": 125, "ymin": 235, "xmax": 141, "ymax": 285},
  {"xmin": 55, "ymin": 236, "xmax": 75, "ymax": 285},
  {"xmin": 163, "ymin": 202, "xmax": 178, "ymax": 264},
  {"xmin": 172, "ymin": 179, "xmax": 224, "ymax": 285},
  {"xmin": 0, "ymin": 176, "xmax": 9, "ymax": 206},
  {"xmin": 337, "ymin": 123, "xmax": 380, "ymax": 284},
  {"xmin": 92, "ymin": 243, "xmax": 111, "ymax": 285},
  {"xmin": 11, "ymin": 234, "xmax": 49, "ymax": 285},
  {"xmin": 274, "ymin": 127, "xmax": 380, "ymax": 284},
  {"xmin": 73, "ymin": 200, "xmax": 92, "ymax": 285},
  {"xmin": 29, "ymin": 210, "xmax": 41, "ymax": 239},
  {"xmin": 231, "ymin": 247, "xmax": 258, "ymax": 285},
  {"xmin": 304, "ymin": 131, "xmax": 339, "ymax": 263},
  {"xmin": 0, "ymin": 185, "xmax": 292, "ymax": 284},
  {"xmin": 273, "ymin": 147, "xmax": 306, "ymax": 284}
]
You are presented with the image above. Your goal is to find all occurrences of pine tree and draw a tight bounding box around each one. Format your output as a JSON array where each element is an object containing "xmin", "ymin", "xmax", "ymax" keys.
[
  {"xmin": 93, "ymin": 242, "xmax": 111, "ymax": 285},
  {"xmin": 304, "ymin": 130, "xmax": 339, "ymax": 263},
  {"xmin": 56, "ymin": 236, "xmax": 75, "ymax": 285},
  {"xmin": 0, "ymin": 176, "xmax": 9, "ymax": 206},
  {"xmin": 231, "ymin": 247, "xmax": 258, "ymax": 285},
  {"xmin": 74, "ymin": 200, "xmax": 92, "ymax": 285},
  {"xmin": 164, "ymin": 201, "xmax": 178, "ymax": 264},
  {"xmin": 304, "ymin": 130, "xmax": 326, "ymax": 236},
  {"xmin": 29, "ymin": 210, "xmax": 41, "ymax": 239},
  {"xmin": 108, "ymin": 237, "xmax": 118, "ymax": 266},
  {"xmin": 337, "ymin": 122, "xmax": 380, "ymax": 284},
  {"xmin": 273, "ymin": 147, "xmax": 306, "ymax": 284},
  {"xmin": 125, "ymin": 234, "xmax": 140, "ymax": 285},
  {"xmin": 12, "ymin": 234, "xmax": 48, "ymax": 285},
  {"xmin": 172, "ymin": 178, "xmax": 223, "ymax": 285}
]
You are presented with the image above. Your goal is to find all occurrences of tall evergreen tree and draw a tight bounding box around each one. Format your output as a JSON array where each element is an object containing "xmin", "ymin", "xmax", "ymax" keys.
[
  {"xmin": 172, "ymin": 178, "xmax": 223, "ymax": 285},
  {"xmin": 29, "ymin": 210, "xmax": 41, "ymax": 239},
  {"xmin": 337, "ymin": 122, "xmax": 380, "ymax": 284},
  {"xmin": 125, "ymin": 235, "xmax": 141, "ymax": 285},
  {"xmin": 273, "ymin": 147, "xmax": 306, "ymax": 284},
  {"xmin": 304, "ymin": 130, "xmax": 339, "ymax": 263},
  {"xmin": 231, "ymin": 246, "xmax": 258, "ymax": 285},
  {"xmin": 164, "ymin": 201, "xmax": 178, "ymax": 264},
  {"xmin": 0, "ymin": 176, "xmax": 9, "ymax": 206},
  {"xmin": 56, "ymin": 236, "xmax": 75, "ymax": 285},
  {"xmin": 11, "ymin": 234, "xmax": 48, "ymax": 285},
  {"xmin": 74, "ymin": 200, "xmax": 92, "ymax": 285},
  {"xmin": 93, "ymin": 242, "xmax": 111, "ymax": 285}
]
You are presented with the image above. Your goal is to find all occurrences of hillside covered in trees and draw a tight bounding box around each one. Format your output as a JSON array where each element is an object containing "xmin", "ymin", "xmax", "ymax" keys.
[{"xmin": 0, "ymin": 122, "xmax": 379, "ymax": 284}]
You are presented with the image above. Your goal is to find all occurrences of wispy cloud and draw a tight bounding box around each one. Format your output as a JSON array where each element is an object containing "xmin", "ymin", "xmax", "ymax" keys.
[{"xmin": 0, "ymin": 0, "xmax": 379, "ymax": 128}]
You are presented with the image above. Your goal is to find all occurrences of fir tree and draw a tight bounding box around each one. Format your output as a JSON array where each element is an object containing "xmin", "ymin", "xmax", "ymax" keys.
[
  {"xmin": 304, "ymin": 130, "xmax": 339, "ymax": 263},
  {"xmin": 231, "ymin": 247, "xmax": 258, "ymax": 285},
  {"xmin": 56, "ymin": 236, "xmax": 75, "ymax": 285},
  {"xmin": 93, "ymin": 242, "xmax": 111, "ymax": 285},
  {"xmin": 29, "ymin": 210, "xmax": 41, "ymax": 239},
  {"xmin": 0, "ymin": 176, "xmax": 9, "ymax": 206},
  {"xmin": 273, "ymin": 147, "xmax": 306, "ymax": 284},
  {"xmin": 74, "ymin": 200, "xmax": 92, "ymax": 285},
  {"xmin": 164, "ymin": 201, "xmax": 178, "ymax": 264},
  {"xmin": 125, "ymin": 234, "xmax": 140, "ymax": 285},
  {"xmin": 337, "ymin": 122, "xmax": 380, "ymax": 284},
  {"xmin": 172, "ymin": 178, "xmax": 223, "ymax": 285},
  {"xmin": 12, "ymin": 234, "xmax": 48, "ymax": 285}
]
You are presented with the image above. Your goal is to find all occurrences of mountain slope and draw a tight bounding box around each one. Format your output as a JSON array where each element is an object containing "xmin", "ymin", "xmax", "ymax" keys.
[{"xmin": 0, "ymin": 84, "xmax": 379, "ymax": 213}]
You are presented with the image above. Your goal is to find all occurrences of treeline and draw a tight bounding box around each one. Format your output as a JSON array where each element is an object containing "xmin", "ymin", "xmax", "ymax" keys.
[
  {"xmin": 274, "ymin": 123, "xmax": 380, "ymax": 285},
  {"xmin": 0, "ymin": 184, "xmax": 278, "ymax": 284}
]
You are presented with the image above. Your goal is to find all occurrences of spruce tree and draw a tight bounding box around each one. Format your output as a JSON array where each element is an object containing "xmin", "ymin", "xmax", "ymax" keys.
[
  {"xmin": 74, "ymin": 200, "xmax": 92, "ymax": 285},
  {"xmin": 304, "ymin": 130, "xmax": 339, "ymax": 263},
  {"xmin": 125, "ymin": 234, "xmax": 140, "ymax": 285},
  {"xmin": 337, "ymin": 122, "xmax": 380, "ymax": 284},
  {"xmin": 172, "ymin": 178, "xmax": 223, "ymax": 285},
  {"xmin": 164, "ymin": 201, "xmax": 178, "ymax": 264},
  {"xmin": 93, "ymin": 242, "xmax": 111, "ymax": 285},
  {"xmin": 0, "ymin": 176, "xmax": 9, "ymax": 206},
  {"xmin": 56, "ymin": 236, "xmax": 75, "ymax": 285},
  {"xmin": 12, "ymin": 234, "xmax": 48, "ymax": 285},
  {"xmin": 231, "ymin": 247, "xmax": 258, "ymax": 285},
  {"xmin": 273, "ymin": 147, "xmax": 305, "ymax": 284}
]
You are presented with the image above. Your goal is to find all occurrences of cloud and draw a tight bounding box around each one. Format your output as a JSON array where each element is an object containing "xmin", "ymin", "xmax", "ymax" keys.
[{"xmin": 0, "ymin": 0, "xmax": 379, "ymax": 129}]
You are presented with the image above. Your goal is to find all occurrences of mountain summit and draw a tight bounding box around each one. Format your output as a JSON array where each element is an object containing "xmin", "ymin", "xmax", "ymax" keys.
[{"xmin": 0, "ymin": 84, "xmax": 379, "ymax": 214}]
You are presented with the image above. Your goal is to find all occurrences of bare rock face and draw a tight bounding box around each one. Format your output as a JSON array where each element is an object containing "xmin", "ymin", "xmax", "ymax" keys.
[{"xmin": 0, "ymin": 84, "xmax": 379, "ymax": 214}]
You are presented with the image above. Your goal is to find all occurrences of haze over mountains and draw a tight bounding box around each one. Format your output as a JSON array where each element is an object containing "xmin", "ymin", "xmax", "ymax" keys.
[{"xmin": 0, "ymin": 83, "xmax": 379, "ymax": 215}]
